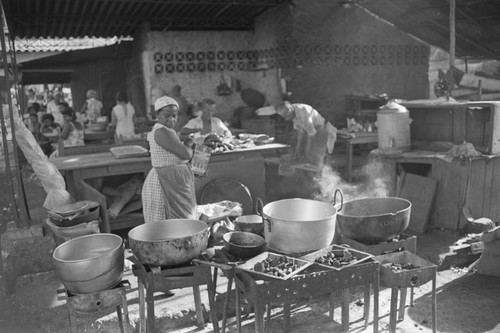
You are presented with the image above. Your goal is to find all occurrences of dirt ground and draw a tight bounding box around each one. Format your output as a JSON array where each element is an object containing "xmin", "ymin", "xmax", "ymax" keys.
[{"xmin": 1, "ymin": 166, "xmax": 500, "ymax": 333}]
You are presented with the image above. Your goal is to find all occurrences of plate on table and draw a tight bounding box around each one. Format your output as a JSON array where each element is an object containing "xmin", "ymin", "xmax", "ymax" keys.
[{"xmin": 109, "ymin": 145, "xmax": 149, "ymax": 159}]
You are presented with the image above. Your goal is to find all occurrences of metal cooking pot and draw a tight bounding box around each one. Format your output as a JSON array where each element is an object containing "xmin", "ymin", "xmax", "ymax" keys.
[
  {"xmin": 52, "ymin": 233, "xmax": 124, "ymax": 293},
  {"xmin": 234, "ymin": 214, "xmax": 264, "ymax": 235},
  {"xmin": 223, "ymin": 231, "xmax": 266, "ymax": 259},
  {"xmin": 256, "ymin": 190, "xmax": 343, "ymax": 254},
  {"xmin": 128, "ymin": 219, "xmax": 210, "ymax": 266},
  {"xmin": 336, "ymin": 197, "xmax": 411, "ymax": 244},
  {"xmin": 62, "ymin": 250, "xmax": 124, "ymax": 294}
]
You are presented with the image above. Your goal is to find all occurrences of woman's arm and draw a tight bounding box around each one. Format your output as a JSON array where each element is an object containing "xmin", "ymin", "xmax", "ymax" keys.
[
  {"xmin": 294, "ymin": 129, "xmax": 305, "ymax": 160},
  {"xmin": 154, "ymin": 127, "xmax": 192, "ymax": 160},
  {"xmin": 110, "ymin": 109, "xmax": 117, "ymax": 128},
  {"xmin": 179, "ymin": 126, "xmax": 201, "ymax": 136},
  {"xmin": 60, "ymin": 122, "xmax": 71, "ymax": 140}
]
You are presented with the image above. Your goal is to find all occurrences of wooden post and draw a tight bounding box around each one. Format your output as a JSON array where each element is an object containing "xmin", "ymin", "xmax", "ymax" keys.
[
  {"xmin": 478, "ymin": 80, "xmax": 483, "ymax": 100},
  {"xmin": 449, "ymin": 0, "xmax": 456, "ymax": 93}
]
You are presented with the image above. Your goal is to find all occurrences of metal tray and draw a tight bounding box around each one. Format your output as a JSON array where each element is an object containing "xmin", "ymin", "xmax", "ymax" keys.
[
  {"xmin": 109, "ymin": 145, "xmax": 149, "ymax": 159},
  {"xmin": 235, "ymin": 251, "xmax": 312, "ymax": 281},
  {"xmin": 300, "ymin": 244, "xmax": 373, "ymax": 271}
]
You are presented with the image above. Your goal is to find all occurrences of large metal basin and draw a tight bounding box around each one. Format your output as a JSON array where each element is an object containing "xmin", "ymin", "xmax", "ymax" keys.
[
  {"xmin": 62, "ymin": 250, "xmax": 124, "ymax": 294},
  {"xmin": 128, "ymin": 219, "xmax": 210, "ymax": 266},
  {"xmin": 337, "ymin": 197, "xmax": 411, "ymax": 244},
  {"xmin": 258, "ymin": 191, "xmax": 342, "ymax": 254},
  {"xmin": 52, "ymin": 233, "xmax": 124, "ymax": 294}
]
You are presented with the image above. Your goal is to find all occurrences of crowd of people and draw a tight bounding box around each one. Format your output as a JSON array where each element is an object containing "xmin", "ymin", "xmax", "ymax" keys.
[
  {"xmin": 24, "ymin": 85, "xmax": 233, "ymax": 160},
  {"xmin": 24, "ymin": 87, "xmax": 104, "ymax": 157}
]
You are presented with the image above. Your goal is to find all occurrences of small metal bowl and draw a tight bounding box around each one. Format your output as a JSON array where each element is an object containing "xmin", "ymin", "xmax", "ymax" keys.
[
  {"xmin": 223, "ymin": 231, "xmax": 266, "ymax": 259},
  {"xmin": 234, "ymin": 214, "xmax": 264, "ymax": 235}
]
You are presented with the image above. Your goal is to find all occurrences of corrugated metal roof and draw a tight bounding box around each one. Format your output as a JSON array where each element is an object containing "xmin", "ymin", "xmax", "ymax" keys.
[
  {"xmin": 1, "ymin": 0, "xmax": 290, "ymax": 39},
  {"xmin": 3, "ymin": 0, "xmax": 500, "ymax": 59}
]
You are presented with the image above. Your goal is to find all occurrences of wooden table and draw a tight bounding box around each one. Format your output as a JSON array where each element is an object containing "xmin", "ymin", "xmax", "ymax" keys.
[
  {"xmin": 51, "ymin": 143, "xmax": 289, "ymax": 232},
  {"xmin": 340, "ymin": 132, "xmax": 378, "ymax": 182}
]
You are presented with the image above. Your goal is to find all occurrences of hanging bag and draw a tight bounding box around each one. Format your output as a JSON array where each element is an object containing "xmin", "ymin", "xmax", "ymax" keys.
[{"xmin": 216, "ymin": 75, "xmax": 232, "ymax": 96}]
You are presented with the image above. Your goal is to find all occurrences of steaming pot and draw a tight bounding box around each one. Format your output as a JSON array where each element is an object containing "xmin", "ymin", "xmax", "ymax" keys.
[
  {"xmin": 336, "ymin": 197, "xmax": 411, "ymax": 244},
  {"xmin": 256, "ymin": 190, "xmax": 343, "ymax": 254}
]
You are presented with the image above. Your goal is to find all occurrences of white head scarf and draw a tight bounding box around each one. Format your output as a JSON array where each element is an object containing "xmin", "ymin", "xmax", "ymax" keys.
[{"xmin": 154, "ymin": 96, "xmax": 179, "ymax": 112}]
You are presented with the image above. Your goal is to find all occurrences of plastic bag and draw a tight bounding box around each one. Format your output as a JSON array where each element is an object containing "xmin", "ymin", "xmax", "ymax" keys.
[{"xmin": 13, "ymin": 114, "xmax": 73, "ymax": 210}]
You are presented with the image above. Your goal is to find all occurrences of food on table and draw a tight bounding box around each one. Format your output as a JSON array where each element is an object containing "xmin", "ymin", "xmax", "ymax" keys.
[
  {"xmin": 388, "ymin": 262, "xmax": 420, "ymax": 272},
  {"xmin": 314, "ymin": 248, "xmax": 357, "ymax": 268},
  {"xmin": 253, "ymin": 255, "xmax": 301, "ymax": 277},
  {"xmin": 204, "ymin": 134, "xmax": 235, "ymax": 152}
]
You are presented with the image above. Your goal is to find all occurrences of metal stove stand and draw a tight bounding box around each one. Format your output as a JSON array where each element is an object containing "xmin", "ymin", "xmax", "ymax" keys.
[
  {"xmin": 374, "ymin": 251, "xmax": 437, "ymax": 333},
  {"xmin": 234, "ymin": 260, "xmax": 380, "ymax": 333},
  {"xmin": 131, "ymin": 260, "xmax": 220, "ymax": 333},
  {"xmin": 340, "ymin": 234, "xmax": 418, "ymax": 320},
  {"xmin": 57, "ymin": 280, "xmax": 131, "ymax": 333}
]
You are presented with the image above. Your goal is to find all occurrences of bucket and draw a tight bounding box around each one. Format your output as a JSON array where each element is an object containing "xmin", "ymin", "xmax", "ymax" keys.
[{"xmin": 377, "ymin": 102, "xmax": 411, "ymax": 155}]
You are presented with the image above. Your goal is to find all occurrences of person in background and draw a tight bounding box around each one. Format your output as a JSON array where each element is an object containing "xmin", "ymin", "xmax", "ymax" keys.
[
  {"xmin": 275, "ymin": 101, "xmax": 337, "ymax": 166},
  {"xmin": 170, "ymin": 85, "xmax": 190, "ymax": 132},
  {"xmin": 109, "ymin": 91, "xmax": 136, "ymax": 140},
  {"xmin": 40, "ymin": 113, "xmax": 60, "ymax": 139},
  {"xmin": 149, "ymin": 87, "xmax": 166, "ymax": 121},
  {"xmin": 80, "ymin": 89, "xmax": 103, "ymax": 124},
  {"xmin": 60, "ymin": 107, "xmax": 84, "ymax": 147},
  {"xmin": 26, "ymin": 88, "xmax": 36, "ymax": 106},
  {"xmin": 39, "ymin": 113, "xmax": 60, "ymax": 157},
  {"xmin": 46, "ymin": 92, "xmax": 63, "ymax": 125},
  {"xmin": 141, "ymin": 96, "xmax": 196, "ymax": 223},
  {"xmin": 27, "ymin": 111, "xmax": 41, "ymax": 141},
  {"xmin": 26, "ymin": 101, "xmax": 43, "ymax": 124},
  {"xmin": 180, "ymin": 98, "xmax": 231, "ymax": 138}
]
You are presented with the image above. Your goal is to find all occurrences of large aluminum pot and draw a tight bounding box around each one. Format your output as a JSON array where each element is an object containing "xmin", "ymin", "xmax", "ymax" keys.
[
  {"xmin": 128, "ymin": 219, "xmax": 210, "ymax": 266},
  {"xmin": 337, "ymin": 197, "xmax": 411, "ymax": 244},
  {"xmin": 52, "ymin": 233, "xmax": 124, "ymax": 294},
  {"xmin": 256, "ymin": 190, "xmax": 343, "ymax": 254},
  {"xmin": 62, "ymin": 250, "xmax": 124, "ymax": 294}
]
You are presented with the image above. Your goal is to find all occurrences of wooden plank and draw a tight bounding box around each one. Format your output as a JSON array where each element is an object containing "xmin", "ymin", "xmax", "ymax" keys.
[
  {"xmin": 398, "ymin": 173, "xmax": 438, "ymax": 234},
  {"xmin": 429, "ymin": 159, "xmax": 462, "ymax": 230},
  {"xmin": 488, "ymin": 157, "xmax": 500, "ymax": 221},
  {"xmin": 466, "ymin": 158, "xmax": 486, "ymax": 220},
  {"xmin": 460, "ymin": 73, "xmax": 500, "ymax": 91},
  {"xmin": 482, "ymin": 158, "xmax": 495, "ymax": 217}
]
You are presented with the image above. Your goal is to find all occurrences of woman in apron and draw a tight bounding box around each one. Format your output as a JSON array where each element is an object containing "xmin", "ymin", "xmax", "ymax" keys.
[{"xmin": 142, "ymin": 96, "xmax": 196, "ymax": 223}]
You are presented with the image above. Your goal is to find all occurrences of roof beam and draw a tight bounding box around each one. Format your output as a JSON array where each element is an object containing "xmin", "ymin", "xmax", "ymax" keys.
[{"xmin": 91, "ymin": 0, "xmax": 288, "ymax": 5}]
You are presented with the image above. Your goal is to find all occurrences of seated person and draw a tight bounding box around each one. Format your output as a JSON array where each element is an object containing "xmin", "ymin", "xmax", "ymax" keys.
[
  {"xmin": 60, "ymin": 107, "xmax": 84, "ymax": 147},
  {"xmin": 40, "ymin": 113, "xmax": 61, "ymax": 142},
  {"xmin": 39, "ymin": 114, "xmax": 60, "ymax": 157},
  {"xmin": 27, "ymin": 112, "xmax": 41, "ymax": 141},
  {"xmin": 180, "ymin": 98, "xmax": 231, "ymax": 139}
]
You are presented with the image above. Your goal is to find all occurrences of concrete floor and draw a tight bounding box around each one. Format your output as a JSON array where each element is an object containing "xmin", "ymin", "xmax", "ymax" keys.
[
  {"xmin": 1, "ymin": 165, "xmax": 500, "ymax": 332},
  {"xmin": 0, "ymin": 228, "xmax": 499, "ymax": 333}
]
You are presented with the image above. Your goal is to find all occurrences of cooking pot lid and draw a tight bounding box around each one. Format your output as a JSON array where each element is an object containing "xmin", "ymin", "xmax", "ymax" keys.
[
  {"xmin": 52, "ymin": 200, "xmax": 99, "ymax": 216},
  {"xmin": 240, "ymin": 88, "xmax": 265, "ymax": 108},
  {"xmin": 200, "ymin": 178, "xmax": 253, "ymax": 215}
]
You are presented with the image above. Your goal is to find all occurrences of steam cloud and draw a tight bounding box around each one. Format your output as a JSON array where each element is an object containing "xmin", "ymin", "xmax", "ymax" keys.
[{"xmin": 314, "ymin": 159, "xmax": 391, "ymax": 203}]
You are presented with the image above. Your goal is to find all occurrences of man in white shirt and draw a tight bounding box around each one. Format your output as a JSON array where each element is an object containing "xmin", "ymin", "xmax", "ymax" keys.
[{"xmin": 180, "ymin": 98, "xmax": 231, "ymax": 138}]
